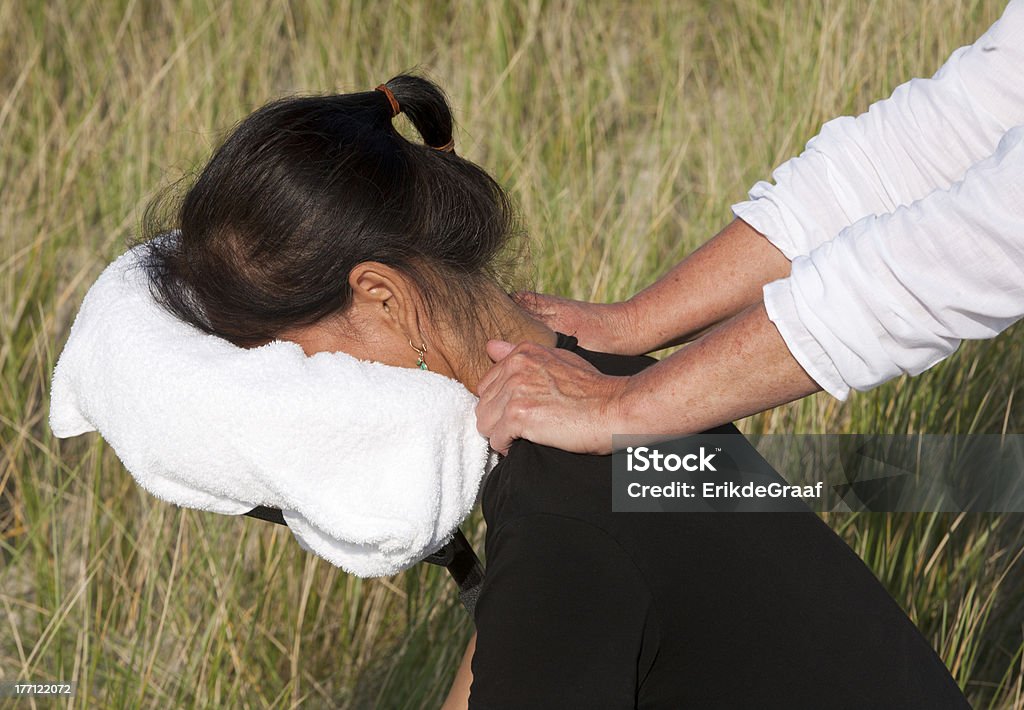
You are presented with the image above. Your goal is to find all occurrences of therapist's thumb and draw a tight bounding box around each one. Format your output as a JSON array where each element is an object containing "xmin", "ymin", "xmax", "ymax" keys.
[{"xmin": 486, "ymin": 339, "xmax": 516, "ymax": 362}]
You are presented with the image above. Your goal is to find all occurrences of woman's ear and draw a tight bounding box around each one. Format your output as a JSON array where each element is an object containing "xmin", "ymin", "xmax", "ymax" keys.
[
  {"xmin": 349, "ymin": 262, "xmax": 399, "ymax": 308},
  {"xmin": 348, "ymin": 262, "xmax": 422, "ymax": 337}
]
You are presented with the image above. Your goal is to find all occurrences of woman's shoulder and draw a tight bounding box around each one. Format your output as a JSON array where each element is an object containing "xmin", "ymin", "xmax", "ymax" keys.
[
  {"xmin": 556, "ymin": 333, "xmax": 658, "ymax": 377},
  {"xmin": 481, "ymin": 438, "xmax": 612, "ymax": 533},
  {"xmin": 480, "ymin": 335, "xmax": 657, "ymax": 525}
]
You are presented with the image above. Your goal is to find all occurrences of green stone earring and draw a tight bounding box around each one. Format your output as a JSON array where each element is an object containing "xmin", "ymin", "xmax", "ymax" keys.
[{"xmin": 408, "ymin": 339, "xmax": 428, "ymax": 370}]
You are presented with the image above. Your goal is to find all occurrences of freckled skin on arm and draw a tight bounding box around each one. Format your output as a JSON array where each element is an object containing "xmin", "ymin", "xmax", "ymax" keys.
[
  {"xmin": 625, "ymin": 218, "xmax": 793, "ymax": 352},
  {"xmin": 616, "ymin": 301, "xmax": 821, "ymax": 440}
]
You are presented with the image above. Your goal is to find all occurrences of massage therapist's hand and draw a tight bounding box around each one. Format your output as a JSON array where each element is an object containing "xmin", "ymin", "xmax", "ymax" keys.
[
  {"xmin": 477, "ymin": 302, "xmax": 822, "ymax": 456},
  {"xmin": 518, "ymin": 219, "xmax": 794, "ymax": 358},
  {"xmin": 476, "ymin": 339, "xmax": 629, "ymax": 455},
  {"xmin": 513, "ymin": 292, "xmax": 642, "ymax": 356}
]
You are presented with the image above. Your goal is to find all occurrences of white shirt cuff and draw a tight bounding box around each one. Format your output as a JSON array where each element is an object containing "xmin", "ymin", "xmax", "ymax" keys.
[
  {"xmin": 762, "ymin": 278, "xmax": 851, "ymax": 401},
  {"xmin": 731, "ymin": 198, "xmax": 801, "ymax": 261}
]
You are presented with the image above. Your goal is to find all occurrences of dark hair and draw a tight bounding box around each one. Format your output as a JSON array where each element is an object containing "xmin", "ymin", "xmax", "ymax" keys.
[{"xmin": 139, "ymin": 74, "xmax": 520, "ymax": 348}]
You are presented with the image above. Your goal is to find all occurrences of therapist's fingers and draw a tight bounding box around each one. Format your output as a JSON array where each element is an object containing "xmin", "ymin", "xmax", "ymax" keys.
[
  {"xmin": 475, "ymin": 340, "xmax": 627, "ymax": 455},
  {"xmin": 475, "ymin": 341, "xmax": 544, "ymax": 453},
  {"xmin": 511, "ymin": 291, "xmax": 565, "ymax": 324},
  {"xmin": 475, "ymin": 339, "xmax": 516, "ymax": 396},
  {"xmin": 475, "ymin": 380, "xmax": 518, "ymax": 455},
  {"xmin": 512, "ymin": 291, "xmax": 589, "ymax": 338},
  {"xmin": 486, "ymin": 339, "xmax": 516, "ymax": 360},
  {"xmin": 511, "ymin": 291, "xmax": 636, "ymax": 355}
]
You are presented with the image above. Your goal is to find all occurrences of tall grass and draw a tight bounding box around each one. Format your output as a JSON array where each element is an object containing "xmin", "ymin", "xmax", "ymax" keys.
[{"xmin": 2, "ymin": 0, "xmax": 1021, "ymax": 707}]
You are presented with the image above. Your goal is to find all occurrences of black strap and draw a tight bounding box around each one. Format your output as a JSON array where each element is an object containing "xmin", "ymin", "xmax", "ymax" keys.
[
  {"xmin": 244, "ymin": 505, "xmax": 287, "ymax": 526},
  {"xmin": 242, "ymin": 506, "xmax": 484, "ymax": 616},
  {"xmin": 421, "ymin": 528, "xmax": 485, "ymax": 616}
]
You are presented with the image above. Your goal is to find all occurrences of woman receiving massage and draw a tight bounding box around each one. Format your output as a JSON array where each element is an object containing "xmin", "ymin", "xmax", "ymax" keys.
[{"xmin": 140, "ymin": 75, "xmax": 967, "ymax": 708}]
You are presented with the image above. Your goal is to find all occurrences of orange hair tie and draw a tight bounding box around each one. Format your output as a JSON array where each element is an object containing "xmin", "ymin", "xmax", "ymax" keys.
[
  {"xmin": 375, "ymin": 84, "xmax": 400, "ymax": 117},
  {"xmin": 434, "ymin": 138, "xmax": 455, "ymax": 153}
]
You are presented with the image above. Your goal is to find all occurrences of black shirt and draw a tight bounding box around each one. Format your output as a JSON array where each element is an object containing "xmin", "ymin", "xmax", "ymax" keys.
[{"xmin": 468, "ymin": 335, "xmax": 967, "ymax": 709}]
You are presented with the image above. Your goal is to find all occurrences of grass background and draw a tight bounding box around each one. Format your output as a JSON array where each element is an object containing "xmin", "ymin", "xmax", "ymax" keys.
[{"xmin": 2, "ymin": 0, "xmax": 1023, "ymax": 707}]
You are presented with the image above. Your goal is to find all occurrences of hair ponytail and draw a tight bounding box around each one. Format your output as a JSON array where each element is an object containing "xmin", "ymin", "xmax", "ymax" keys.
[{"xmin": 378, "ymin": 74, "xmax": 456, "ymax": 153}]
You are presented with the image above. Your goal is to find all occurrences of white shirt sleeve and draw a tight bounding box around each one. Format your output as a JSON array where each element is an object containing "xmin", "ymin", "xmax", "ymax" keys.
[
  {"xmin": 764, "ymin": 125, "xmax": 1024, "ymax": 400},
  {"xmin": 732, "ymin": 0, "xmax": 1024, "ymax": 260}
]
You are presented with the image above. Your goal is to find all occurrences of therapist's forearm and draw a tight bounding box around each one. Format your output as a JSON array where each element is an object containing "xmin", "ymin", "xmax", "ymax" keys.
[
  {"xmin": 624, "ymin": 218, "xmax": 792, "ymax": 354},
  {"xmin": 617, "ymin": 301, "xmax": 821, "ymax": 436}
]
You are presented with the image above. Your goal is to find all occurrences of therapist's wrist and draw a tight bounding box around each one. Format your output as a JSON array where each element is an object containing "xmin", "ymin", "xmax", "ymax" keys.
[
  {"xmin": 622, "ymin": 289, "xmax": 692, "ymax": 354},
  {"xmin": 603, "ymin": 368, "xmax": 662, "ymax": 445},
  {"xmin": 610, "ymin": 357, "xmax": 705, "ymax": 445},
  {"xmin": 591, "ymin": 371, "xmax": 635, "ymax": 454},
  {"xmin": 602, "ymin": 298, "xmax": 649, "ymax": 356}
]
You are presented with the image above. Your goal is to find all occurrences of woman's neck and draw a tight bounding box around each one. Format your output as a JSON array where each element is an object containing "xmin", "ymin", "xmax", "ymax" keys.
[
  {"xmin": 433, "ymin": 292, "xmax": 558, "ymax": 395},
  {"xmin": 278, "ymin": 288, "xmax": 557, "ymax": 394}
]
